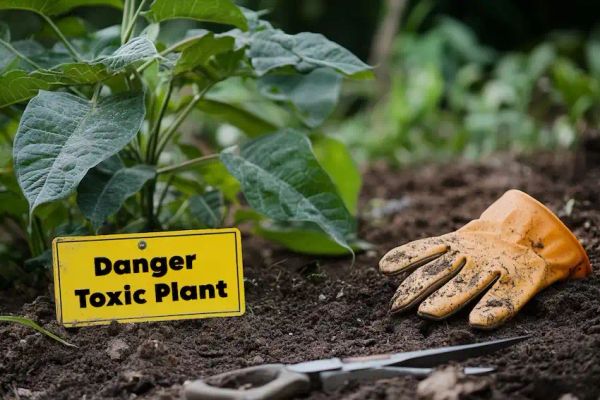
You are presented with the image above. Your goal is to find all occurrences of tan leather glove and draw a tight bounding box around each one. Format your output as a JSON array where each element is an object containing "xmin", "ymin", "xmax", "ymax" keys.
[{"xmin": 379, "ymin": 189, "xmax": 591, "ymax": 329}]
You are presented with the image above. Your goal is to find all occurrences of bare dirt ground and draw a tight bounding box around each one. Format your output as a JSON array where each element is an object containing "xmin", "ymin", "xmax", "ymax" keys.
[{"xmin": 1, "ymin": 148, "xmax": 600, "ymax": 400}]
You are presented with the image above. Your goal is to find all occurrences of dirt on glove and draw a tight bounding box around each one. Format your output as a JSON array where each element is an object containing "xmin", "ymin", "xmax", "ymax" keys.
[{"xmin": 1, "ymin": 149, "xmax": 600, "ymax": 400}]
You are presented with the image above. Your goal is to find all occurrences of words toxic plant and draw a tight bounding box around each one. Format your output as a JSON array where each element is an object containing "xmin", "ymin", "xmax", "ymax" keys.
[{"xmin": 0, "ymin": 0, "xmax": 372, "ymax": 264}]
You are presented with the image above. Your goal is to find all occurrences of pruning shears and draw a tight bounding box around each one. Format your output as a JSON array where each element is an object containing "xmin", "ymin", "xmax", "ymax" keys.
[{"xmin": 184, "ymin": 335, "xmax": 528, "ymax": 400}]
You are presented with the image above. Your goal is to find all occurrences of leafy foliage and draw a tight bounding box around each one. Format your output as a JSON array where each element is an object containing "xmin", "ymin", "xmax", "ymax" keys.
[
  {"xmin": 14, "ymin": 91, "xmax": 145, "ymax": 215},
  {"xmin": 221, "ymin": 130, "xmax": 355, "ymax": 253},
  {"xmin": 145, "ymin": 0, "xmax": 248, "ymax": 30},
  {"xmin": 78, "ymin": 159, "xmax": 155, "ymax": 230},
  {"xmin": 338, "ymin": 14, "xmax": 600, "ymax": 165},
  {"xmin": 0, "ymin": 0, "xmax": 371, "ymax": 269}
]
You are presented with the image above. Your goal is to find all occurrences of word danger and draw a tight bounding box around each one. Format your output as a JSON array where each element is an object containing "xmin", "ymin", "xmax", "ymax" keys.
[{"xmin": 94, "ymin": 254, "xmax": 197, "ymax": 277}]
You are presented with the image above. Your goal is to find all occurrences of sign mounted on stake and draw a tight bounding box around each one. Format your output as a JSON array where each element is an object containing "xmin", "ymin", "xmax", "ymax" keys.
[{"xmin": 52, "ymin": 228, "xmax": 244, "ymax": 327}]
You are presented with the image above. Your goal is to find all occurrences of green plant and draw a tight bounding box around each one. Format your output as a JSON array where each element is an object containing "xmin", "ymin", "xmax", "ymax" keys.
[
  {"xmin": 0, "ymin": 0, "xmax": 373, "ymax": 273},
  {"xmin": 337, "ymin": 14, "xmax": 600, "ymax": 165}
]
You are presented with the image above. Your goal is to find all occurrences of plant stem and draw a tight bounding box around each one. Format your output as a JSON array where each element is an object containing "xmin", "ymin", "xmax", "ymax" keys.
[
  {"xmin": 147, "ymin": 79, "xmax": 173, "ymax": 163},
  {"xmin": 91, "ymin": 83, "xmax": 102, "ymax": 103},
  {"xmin": 166, "ymin": 199, "xmax": 190, "ymax": 226},
  {"xmin": 145, "ymin": 178, "xmax": 156, "ymax": 230},
  {"xmin": 121, "ymin": 0, "xmax": 132, "ymax": 43},
  {"xmin": 41, "ymin": 15, "xmax": 83, "ymax": 62},
  {"xmin": 156, "ymin": 154, "xmax": 220, "ymax": 175},
  {"xmin": 155, "ymin": 173, "xmax": 174, "ymax": 222},
  {"xmin": 122, "ymin": 0, "xmax": 149, "ymax": 44},
  {"xmin": 0, "ymin": 38, "xmax": 44, "ymax": 70},
  {"xmin": 154, "ymin": 84, "xmax": 214, "ymax": 158}
]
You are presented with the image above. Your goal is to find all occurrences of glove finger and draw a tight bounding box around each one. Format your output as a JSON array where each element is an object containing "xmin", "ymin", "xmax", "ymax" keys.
[
  {"xmin": 417, "ymin": 257, "xmax": 499, "ymax": 320},
  {"xmin": 380, "ymin": 237, "xmax": 449, "ymax": 276},
  {"xmin": 469, "ymin": 269, "xmax": 543, "ymax": 329},
  {"xmin": 390, "ymin": 252, "xmax": 464, "ymax": 313}
]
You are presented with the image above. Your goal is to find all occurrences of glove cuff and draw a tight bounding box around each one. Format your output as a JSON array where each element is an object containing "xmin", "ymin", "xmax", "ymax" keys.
[{"xmin": 477, "ymin": 189, "xmax": 591, "ymax": 279}]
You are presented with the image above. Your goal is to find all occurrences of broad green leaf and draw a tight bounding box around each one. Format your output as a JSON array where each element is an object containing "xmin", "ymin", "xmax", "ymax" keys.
[
  {"xmin": 248, "ymin": 29, "xmax": 372, "ymax": 78},
  {"xmin": 197, "ymin": 99, "xmax": 278, "ymax": 137},
  {"xmin": 78, "ymin": 162, "xmax": 155, "ymax": 230},
  {"xmin": 34, "ymin": 62, "xmax": 111, "ymax": 85},
  {"xmin": 259, "ymin": 68, "xmax": 342, "ymax": 128},
  {"xmin": 0, "ymin": 38, "xmax": 157, "ymax": 107},
  {"xmin": 98, "ymin": 36, "xmax": 158, "ymax": 72},
  {"xmin": 0, "ymin": 70, "xmax": 52, "ymax": 107},
  {"xmin": 206, "ymin": 78, "xmax": 290, "ymax": 130},
  {"xmin": 0, "ymin": 315, "xmax": 75, "ymax": 347},
  {"xmin": 0, "ymin": 0, "xmax": 122, "ymax": 16},
  {"xmin": 189, "ymin": 190, "xmax": 223, "ymax": 228},
  {"xmin": 256, "ymin": 221, "xmax": 372, "ymax": 256},
  {"xmin": 13, "ymin": 91, "xmax": 145, "ymax": 215},
  {"xmin": 174, "ymin": 32, "xmax": 234, "ymax": 75},
  {"xmin": 146, "ymin": 0, "xmax": 248, "ymax": 30},
  {"xmin": 312, "ymin": 136, "xmax": 361, "ymax": 215},
  {"xmin": 220, "ymin": 129, "xmax": 355, "ymax": 253}
]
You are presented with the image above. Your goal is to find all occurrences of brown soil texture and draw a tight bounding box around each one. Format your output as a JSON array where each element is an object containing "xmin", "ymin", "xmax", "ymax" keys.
[{"xmin": 2, "ymin": 150, "xmax": 600, "ymax": 400}]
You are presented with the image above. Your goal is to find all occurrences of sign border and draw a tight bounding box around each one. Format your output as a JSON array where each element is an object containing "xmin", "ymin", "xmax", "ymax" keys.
[{"xmin": 52, "ymin": 228, "xmax": 244, "ymax": 326}]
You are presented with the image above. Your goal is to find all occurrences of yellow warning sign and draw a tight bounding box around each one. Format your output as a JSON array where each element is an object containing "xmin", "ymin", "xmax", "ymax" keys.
[{"xmin": 52, "ymin": 228, "xmax": 244, "ymax": 327}]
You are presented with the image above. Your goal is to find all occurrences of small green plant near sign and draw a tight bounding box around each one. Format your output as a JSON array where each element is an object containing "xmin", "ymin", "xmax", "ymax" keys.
[{"xmin": 0, "ymin": 0, "xmax": 373, "ymax": 270}]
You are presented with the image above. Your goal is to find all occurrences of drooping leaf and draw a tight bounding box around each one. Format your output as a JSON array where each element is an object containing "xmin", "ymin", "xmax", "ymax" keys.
[
  {"xmin": 0, "ymin": 0, "xmax": 122, "ymax": 16},
  {"xmin": 256, "ymin": 221, "xmax": 372, "ymax": 256},
  {"xmin": 174, "ymin": 32, "xmax": 235, "ymax": 75},
  {"xmin": 189, "ymin": 190, "xmax": 223, "ymax": 228},
  {"xmin": 13, "ymin": 91, "xmax": 145, "ymax": 216},
  {"xmin": 220, "ymin": 129, "xmax": 355, "ymax": 253},
  {"xmin": 0, "ymin": 70, "xmax": 53, "ymax": 108},
  {"xmin": 32, "ymin": 62, "xmax": 111, "ymax": 86},
  {"xmin": 248, "ymin": 29, "xmax": 373, "ymax": 78},
  {"xmin": 197, "ymin": 99, "xmax": 278, "ymax": 137},
  {"xmin": 0, "ymin": 315, "xmax": 75, "ymax": 347},
  {"xmin": 78, "ymin": 162, "xmax": 155, "ymax": 230},
  {"xmin": 146, "ymin": 0, "xmax": 248, "ymax": 30},
  {"xmin": 312, "ymin": 136, "xmax": 361, "ymax": 215},
  {"xmin": 259, "ymin": 68, "xmax": 342, "ymax": 128}
]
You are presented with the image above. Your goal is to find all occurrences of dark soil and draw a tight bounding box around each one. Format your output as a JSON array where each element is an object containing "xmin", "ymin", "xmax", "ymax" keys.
[{"xmin": 2, "ymin": 150, "xmax": 600, "ymax": 400}]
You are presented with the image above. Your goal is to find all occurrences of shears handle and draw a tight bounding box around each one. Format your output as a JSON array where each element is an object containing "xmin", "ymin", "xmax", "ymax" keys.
[{"xmin": 184, "ymin": 364, "xmax": 311, "ymax": 400}]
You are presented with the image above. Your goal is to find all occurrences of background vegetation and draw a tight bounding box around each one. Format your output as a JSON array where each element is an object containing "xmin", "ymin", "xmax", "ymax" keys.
[{"xmin": 1, "ymin": 0, "xmax": 599, "ymax": 293}]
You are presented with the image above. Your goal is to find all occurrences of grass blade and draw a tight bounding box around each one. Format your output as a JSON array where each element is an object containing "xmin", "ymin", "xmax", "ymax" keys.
[{"xmin": 0, "ymin": 315, "xmax": 76, "ymax": 347}]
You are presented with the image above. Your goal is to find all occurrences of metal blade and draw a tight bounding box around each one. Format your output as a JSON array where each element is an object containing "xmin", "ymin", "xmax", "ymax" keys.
[
  {"xmin": 387, "ymin": 335, "xmax": 530, "ymax": 368},
  {"xmin": 343, "ymin": 335, "xmax": 529, "ymax": 371},
  {"xmin": 287, "ymin": 357, "xmax": 344, "ymax": 373}
]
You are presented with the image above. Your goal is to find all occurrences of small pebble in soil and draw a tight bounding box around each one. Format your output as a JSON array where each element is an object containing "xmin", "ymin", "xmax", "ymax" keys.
[
  {"xmin": 252, "ymin": 355, "xmax": 265, "ymax": 364},
  {"xmin": 106, "ymin": 338, "xmax": 129, "ymax": 360},
  {"xmin": 318, "ymin": 294, "xmax": 326, "ymax": 301}
]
